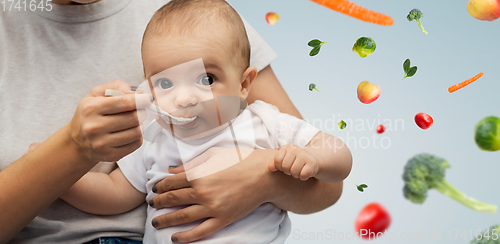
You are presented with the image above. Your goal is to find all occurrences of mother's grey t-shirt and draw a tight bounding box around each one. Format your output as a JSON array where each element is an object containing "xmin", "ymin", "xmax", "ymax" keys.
[{"xmin": 0, "ymin": 0, "xmax": 276, "ymax": 242}]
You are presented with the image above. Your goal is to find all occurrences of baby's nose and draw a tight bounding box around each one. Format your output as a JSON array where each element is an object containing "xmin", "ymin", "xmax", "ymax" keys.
[{"xmin": 174, "ymin": 89, "xmax": 198, "ymax": 108}]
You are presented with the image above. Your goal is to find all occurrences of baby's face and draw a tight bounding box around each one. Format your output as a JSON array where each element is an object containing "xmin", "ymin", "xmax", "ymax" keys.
[{"xmin": 142, "ymin": 36, "xmax": 245, "ymax": 139}]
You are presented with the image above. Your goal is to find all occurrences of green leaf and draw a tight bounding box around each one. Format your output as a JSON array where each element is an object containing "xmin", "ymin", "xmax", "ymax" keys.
[
  {"xmin": 407, "ymin": 66, "xmax": 417, "ymax": 77},
  {"xmin": 356, "ymin": 184, "xmax": 368, "ymax": 192},
  {"xmin": 403, "ymin": 59, "xmax": 410, "ymax": 74},
  {"xmin": 308, "ymin": 39, "xmax": 322, "ymax": 47},
  {"xmin": 309, "ymin": 46, "xmax": 321, "ymax": 56},
  {"xmin": 338, "ymin": 120, "xmax": 347, "ymax": 130}
]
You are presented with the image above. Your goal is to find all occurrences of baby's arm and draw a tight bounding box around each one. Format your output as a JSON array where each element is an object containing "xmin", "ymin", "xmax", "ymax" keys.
[
  {"xmin": 60, "ymin": 167, "xmax": 146, "ymax": 215},
  {"xmin": 269, "ymin": 132, "xmax": 352, "ymax": 184}
]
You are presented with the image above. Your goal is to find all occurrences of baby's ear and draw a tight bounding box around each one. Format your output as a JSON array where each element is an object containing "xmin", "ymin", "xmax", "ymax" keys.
[{"xmin": 240, "ymin": 66, "xmax": 257, "ymax": 99}]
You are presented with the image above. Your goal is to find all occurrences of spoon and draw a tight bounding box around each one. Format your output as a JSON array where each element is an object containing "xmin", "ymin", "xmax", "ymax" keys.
[{"xmin": 104, "ymin": 89, "xmax": 197, "ymax": 125}]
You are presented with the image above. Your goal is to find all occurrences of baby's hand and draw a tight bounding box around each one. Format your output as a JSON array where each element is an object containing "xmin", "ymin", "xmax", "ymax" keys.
[{"xmin": 268, "ymin": 144, "xmax": 319, "ymax": 181}]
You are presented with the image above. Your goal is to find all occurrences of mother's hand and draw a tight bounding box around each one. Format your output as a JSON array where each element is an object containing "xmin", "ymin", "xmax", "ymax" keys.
[
  {"xmin": 66, "ymin": 80, "xmax": 152, "ymax": 164},
  {"xmin": 149, "ymin": 148, "xmax": 279, "ymax": 243}
]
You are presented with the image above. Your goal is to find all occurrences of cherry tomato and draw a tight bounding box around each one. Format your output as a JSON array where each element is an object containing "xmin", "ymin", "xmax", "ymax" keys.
[
  {"xmin": 355, "ymin": 203, "xmax": 391, "ymax": 240},
  {"xmin": 376, "ymin": 124, "xmax": 385, "ymax": 134},
  {"xmin": 414, "ymin": 112, "xmax": 433, "ymax": 130}
]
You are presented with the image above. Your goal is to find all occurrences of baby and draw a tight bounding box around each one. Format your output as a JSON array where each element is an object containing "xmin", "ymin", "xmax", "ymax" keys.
[{"xmin": 61, "ymin": 0, "xmax": 352, "ymax": 243}]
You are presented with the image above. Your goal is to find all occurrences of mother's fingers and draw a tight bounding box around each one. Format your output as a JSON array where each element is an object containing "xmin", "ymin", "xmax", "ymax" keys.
[
  {"xmin": 107, "ymin": 126, "xmax": 143, "ymax": 148},
  {"xmin": 149, "ymin": 187, "xmax": 198, "ymax": 209},
  {"xmin": 96, "ymin": 94, "xmax": 153, "ymax": 115},
  {"xmin": 168, "ymin": 164, "xmax": 185, "ymax": 174},
  {"xmin": 100, "ymin": 110, "xmax": 145, "ymax": 133},
  {"xmin": 170, "ymin": 218, "xmax": 224, "ymax": 243},
  {"xmin": 151, "ymin": 204, "xmax": 210, "ymax": 229},
  {"xmin": 153, "ymin": 172, "xmax": 190, "ymax": 194},
  {"xmin": 89, "ymin": 80, "xmax": 136, "ymax": 97},
  {"xmin": 102, "ymin": 139, "xmax": 143, "ymax": 162}
]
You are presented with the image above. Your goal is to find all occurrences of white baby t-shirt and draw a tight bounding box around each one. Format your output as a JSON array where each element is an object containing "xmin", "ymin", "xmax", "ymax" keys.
[{"xmin": 117, "ymin": 100, "xmax": 320, "ymax": 244}]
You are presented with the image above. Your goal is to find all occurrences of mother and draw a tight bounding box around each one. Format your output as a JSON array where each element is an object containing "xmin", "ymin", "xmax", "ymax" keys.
[{"xmin": 0, "ymin": 0, "xmax": 344, "ymax": 243}]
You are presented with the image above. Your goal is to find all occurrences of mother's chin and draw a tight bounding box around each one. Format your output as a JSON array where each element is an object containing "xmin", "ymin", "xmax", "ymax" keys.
[{"xmin": 52, "ymin": 0, "xmax": 102, "ymax": 4}]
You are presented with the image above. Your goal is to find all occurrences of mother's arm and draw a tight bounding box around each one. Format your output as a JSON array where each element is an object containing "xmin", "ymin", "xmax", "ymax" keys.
[
  {"xmin": 246, "ymin": 65, "xmax": 344, "ymax": 214},
  {"xmin": 0, "ymin": 81, "xmax": 151, "ymax": 243},
  {"xmin": 246, "ymin": 65, "xmax": 303, "ymax": 120}
]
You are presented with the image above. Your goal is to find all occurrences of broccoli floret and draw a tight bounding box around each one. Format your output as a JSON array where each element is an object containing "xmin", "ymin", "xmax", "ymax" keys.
[
  {"xmin": 309, "ymin": 83, "xmax": 323, "ymax": 92},
  {"xmin": 403, "ymin": 153, "xmax": 497, "ymax": 214},
  {"xmin": 470, "ymin": 225, "xmax": 500, "ymax": 244},
  {"xmin": 407, "ymin": 9, "xmax": 428, "ymax": 35}
]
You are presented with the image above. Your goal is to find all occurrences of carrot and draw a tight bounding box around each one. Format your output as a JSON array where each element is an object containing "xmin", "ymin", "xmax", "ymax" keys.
[
  {"xmin": 448, "ymin": 72, "xmax": 484, "ymax": 93},
  {"xmin": 310, "ymin": 0, "xmax": 394, "ymax": 26}
]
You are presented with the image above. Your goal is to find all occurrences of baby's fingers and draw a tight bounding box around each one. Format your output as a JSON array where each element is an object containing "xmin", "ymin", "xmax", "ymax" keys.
[
  {"xmin": 299, "ymin": 164, "xmax": 315, "ymax": 181},
  {"xmin": 289, "ymin": 159, "xmax": 306, "ymax": 179},
  {"xmin": 272, "ymin": 147, "xmax": 287, "ymax": 172},
  {"xmin": 280, "ymin": 150, "xmax": 296, "ymax": 175},
  {"xmin": 268, "ymin": 161, "xmax": 278, "ymax": 172}
]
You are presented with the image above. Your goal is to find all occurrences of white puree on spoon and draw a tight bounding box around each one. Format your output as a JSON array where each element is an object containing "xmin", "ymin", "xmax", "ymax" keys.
[{"xmin": 104, "ymin": 89, "xmax": 197, "ymax": 125}]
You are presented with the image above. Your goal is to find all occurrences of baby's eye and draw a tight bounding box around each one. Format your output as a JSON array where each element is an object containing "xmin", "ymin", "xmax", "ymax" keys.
[
  {"xmin": 197, "ymin": 74, "xmax": 215, "ymax": 86},
  {"xmin": 156, "ymin": 78, "xmax": 173, "ymax": 90}
]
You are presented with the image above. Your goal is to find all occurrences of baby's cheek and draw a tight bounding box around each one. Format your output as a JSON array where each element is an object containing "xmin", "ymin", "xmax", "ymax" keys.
[
  {"xmin": 198, "ymin": 88, "xmax": 216, "ymax": 102},
  {"xmin": 155, "ymin": 98, "xmax": 175, "ymax": 113},
  {"xmin": 213, "ymin": 83, "xmax": 241, "ymax": 97}
]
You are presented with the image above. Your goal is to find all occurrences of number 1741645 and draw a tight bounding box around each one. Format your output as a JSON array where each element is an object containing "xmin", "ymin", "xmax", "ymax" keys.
[{"xmin": 1, "ymin": 0, "xmax": 52, "ymax": 11}]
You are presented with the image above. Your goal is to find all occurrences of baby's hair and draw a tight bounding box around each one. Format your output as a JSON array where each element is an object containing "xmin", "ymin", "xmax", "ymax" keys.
[{"xmin": 142, "ymin": 0, "xmax": 251, "ymax": 71}]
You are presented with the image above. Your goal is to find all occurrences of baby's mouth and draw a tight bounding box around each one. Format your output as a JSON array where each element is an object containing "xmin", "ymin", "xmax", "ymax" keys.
[
  {"xmin": 147, "ymin": 106, "xmax": 197, "ymax": 125},
  {"xmin": 176, "ymin": 117, "xmax": 199, "ymax": 129},
  {"xmin": 169, "ymin": 110, "xmax": 198, "ymax": 120},
  {"xmin": 165, "ymin": 114, "xmax": 197, "ymax": 125}
]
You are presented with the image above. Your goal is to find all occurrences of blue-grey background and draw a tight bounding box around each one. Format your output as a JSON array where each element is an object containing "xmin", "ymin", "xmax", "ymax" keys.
[{"xmin": 228, "ymin": 0, "xmax": 500, "ymax": 243}]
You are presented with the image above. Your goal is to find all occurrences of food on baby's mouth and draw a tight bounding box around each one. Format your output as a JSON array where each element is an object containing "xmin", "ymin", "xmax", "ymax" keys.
[
  {"xmin": 402, "ymin": 59, "xmax": 417, "ymax": 80},
  {"xmin": 309, "ymin": 83, "xmax": 323, "ymax": 92},
  {"xmin": 414, "ymin": 113, "xmax": 433, "ymax": 130},
  {"xmin": 474, "ymin": 116, "xmax": 500, "ymax": 151},
  {"xmin": 407, "ymin": 9, "xmax": 428, "ymax": 34},
  {"xmin": 265, "ymin": 12, "xmax": 280, "ymax": 25},
  {"xmin": 309, "ymin": 0, "xmax": 394, "ymax": 26},
  {"xmin": 352, "ymin": 37, "xmax": 376, "ymax": 58},
  {"xmin": 403, "ymin": 153, "xmax": 497, "ymax": 214},
  {"xmin": 308, "ymin": 39, "xmax": 327, "ymax": 56},
  {"xmin": 448, "ymin": 72, "xmax": 483, "ymax": 93},
  {"xmin": 357, "ymin": 81, "xmax": 381, "ymax": 104}
]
